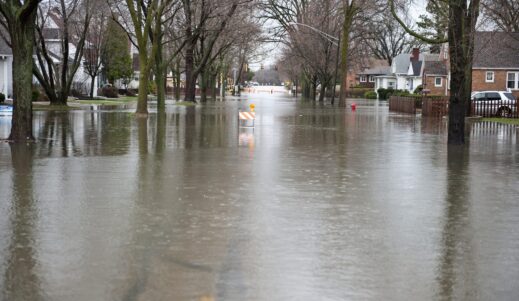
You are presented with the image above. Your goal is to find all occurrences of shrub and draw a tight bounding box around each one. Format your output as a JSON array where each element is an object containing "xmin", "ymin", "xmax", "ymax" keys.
[
  {"xmin": 414, "ymin": 85, "xmax": 423, "ymax": 94},
  {"xmin": 348, "ymin": 87, "xmax": 372, "ymax": 98},
  {"xmin": 70, "ymin": 89, "xmax": 82, "ymax": 98},
  {"xmin": 364, "ymin": 91, "xmax": 377, "ymax": 99},
  {"xmin": 126, "ymin": 89, "xmax": 137, "ymax": 97},
  {"xmin": 101, "ymin": 86, "xmax": 119, "ymax": 98},
  {"xmin": 377, "ymin": 88, "xmax": 394, "ymax": 100},
  {"xmin": 0, "ymin": 93, "xmax": 5, "ymax": 103}
]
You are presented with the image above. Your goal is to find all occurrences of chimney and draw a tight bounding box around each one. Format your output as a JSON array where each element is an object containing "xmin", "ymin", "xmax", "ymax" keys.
[{"xmin": 411, "ymin": 48, "xmax": 420, "ymax": 61}]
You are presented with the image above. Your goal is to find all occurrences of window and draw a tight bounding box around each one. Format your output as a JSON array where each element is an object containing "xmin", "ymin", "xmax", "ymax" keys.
[
  {"xmin": 508, "ymin": 72, "xmax": 519, "ymax": 90},
  {"xmin": 435, "ymin": 77, "xmax": 442, "ymax": 87},
  {"xmin": 486, "ymin": 92, "xmax": 501, "ymax": 100},
  {"xmin": 504, "ymin": 92, "xmax": 516, "ymax": 101},
  {"xmin": 360, "ymin": 75, "xmax": 367, "ymax": 83},
  {"xmin": 473, "ymin": 93, "xmax": 485, "ymax": 101},
  {"xmin": 486, "ymin": 71, "xmax": 495, "ymax": 83},
  {"xmin": 369, "ymin": 76, "xmax": 375, "ymax": 83}
]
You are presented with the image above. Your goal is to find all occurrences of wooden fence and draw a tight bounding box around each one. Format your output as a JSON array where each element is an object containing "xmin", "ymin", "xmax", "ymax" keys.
[
  {"xmin": 389, "ymin": 95, "xmax": 519, "ymax": 118},
  {"xmin": 422, "ymin": 97, "xmax": 449, "ymax": 117},
  {"xmin": 388, "ymin": 96, "xmax": 420, "ymax": 114}
]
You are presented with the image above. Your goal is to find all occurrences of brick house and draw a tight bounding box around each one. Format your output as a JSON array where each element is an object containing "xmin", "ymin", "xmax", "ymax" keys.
[
  {"xmin": 421, "ymin": 59, "xmax": 449, "ymax": 96},
  {"xmin": 471, "ymin": 32, "xmax": 519, "ymax": 99}
]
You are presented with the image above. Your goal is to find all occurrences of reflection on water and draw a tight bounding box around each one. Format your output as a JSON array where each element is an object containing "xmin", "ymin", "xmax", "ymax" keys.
[{"xmin": 0, "ymin": 96, "xmax": 518, "ymax": 300}]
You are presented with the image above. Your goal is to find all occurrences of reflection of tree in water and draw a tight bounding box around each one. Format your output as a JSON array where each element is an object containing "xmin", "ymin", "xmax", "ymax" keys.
[
  {"xmin": 98, "ymin": 113, "xmax": 132, "ymax": 156},
  {"xmin": 437, "ymin": 147, "xmax": 475, "ymax": 300},
  {"xmin": 181, "ymin": 106, "xmax": 234, "ymax": 149},
  {"xmin": 37, "ymin": 111, "xmax": 79, "ymax": 157},
  {"xmin": 2, "ymin": 145, "xmax": 43, "ymax": 300},
  {"xmin": 36, "ymin": 111, "xmax": 132, "ymax": 157}
]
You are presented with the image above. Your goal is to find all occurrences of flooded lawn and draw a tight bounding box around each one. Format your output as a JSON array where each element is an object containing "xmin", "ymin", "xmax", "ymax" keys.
[{"xmin": 1, "ymin": 95, "xmax": 518, "ymax": 300}]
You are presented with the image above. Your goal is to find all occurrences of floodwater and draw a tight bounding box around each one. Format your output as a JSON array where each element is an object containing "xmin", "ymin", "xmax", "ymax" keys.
[{"xmin": 0, "ymin": 94, "xmax": 518, "ymax": 301}]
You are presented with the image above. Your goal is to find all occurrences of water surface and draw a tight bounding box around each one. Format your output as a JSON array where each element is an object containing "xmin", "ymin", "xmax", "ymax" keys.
[{"xmin": 0, "ymin": 95, "xmax": 518, "ymax": 300}]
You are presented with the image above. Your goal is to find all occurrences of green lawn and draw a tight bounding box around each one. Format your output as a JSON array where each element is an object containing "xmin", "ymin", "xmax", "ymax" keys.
[
  {"xmin": 33, "ymin": 104, "xmax": 83, "ymax": 111},
  {"xmin": 175, "ymin": 101, "xmax": 196, "ymax": 107},
  {"xmin": 76, "ymin": 96, "xmax": 138, "ymax": 105},
  {"xmin": 482, "ymin": 118, "xmax": 519, "ymax": 125}
]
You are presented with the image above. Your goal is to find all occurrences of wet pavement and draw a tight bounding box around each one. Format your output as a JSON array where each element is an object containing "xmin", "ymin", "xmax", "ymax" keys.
[{"xmin": 0, "ymin": 94, "xmax": 519, "ymax": 300}]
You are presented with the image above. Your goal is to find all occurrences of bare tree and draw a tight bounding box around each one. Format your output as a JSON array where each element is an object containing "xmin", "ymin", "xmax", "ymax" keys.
[
  {"xmin": 364, "ymin": 10, "xmax": 420, "ymax": 65},
  {"xmin": 181, "ymin": 0, "xmax": 240, "ymax": 102},
  {"xmin": 83, "ymin": 2, "xmax": 109, "ymax": 98},
  {"xmin": 481, "ymin": 0, "xmax": 519, "ymax": 32},
  {"xmin": 0, "ymin": 0, "xmax": 41, "ymax": 141},
  {"xmin": 111, "ymin": 0, "xmax": 172, "ymax": 116},
  {"xmin": 33, "ymin": 0, "xmax": 93, "ymax": 105}
]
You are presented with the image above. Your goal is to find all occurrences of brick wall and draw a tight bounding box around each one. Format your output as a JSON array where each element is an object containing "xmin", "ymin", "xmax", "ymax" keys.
[
  {"xmin": 424, "ymin": 76, "xmax": 448, "ymax": 96},
  {"xmin": 472, "ymin": 69, "xmax": 519, "ymax": 99}
]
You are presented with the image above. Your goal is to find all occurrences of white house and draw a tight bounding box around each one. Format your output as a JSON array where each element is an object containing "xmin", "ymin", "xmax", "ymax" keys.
[
  {"xmin": 0, "ymin": 39, "xmax": 13, "ymax": 98},
  {"xmin": 0, "ymin": 8, "xmax": 98, "ymax": 100},
  {"xmin": 374, "ymin": 49, "xmax": 434, "ymax": 95}
]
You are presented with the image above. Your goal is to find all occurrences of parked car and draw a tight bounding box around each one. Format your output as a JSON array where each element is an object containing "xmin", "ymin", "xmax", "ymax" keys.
[{"xmin": 471, "ymin": 91, "xmax": 517, "ymax": 117}]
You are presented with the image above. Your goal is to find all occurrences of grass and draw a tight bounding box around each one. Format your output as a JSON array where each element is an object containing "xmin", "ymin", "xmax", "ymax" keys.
[
  {"xmin": 482, "ymin": 118, "xmax": 519, "ymax": 125},
  {"xmin": 33, "ymin": 104, "xmax": 83, "ymax": 111},
  {"xmin": 175, "ymin": 101, "xmax": 196, "ymax": 107},
  {"xmin": 75, "ymin": 96, "xmax": 138, "ymax": 105}
]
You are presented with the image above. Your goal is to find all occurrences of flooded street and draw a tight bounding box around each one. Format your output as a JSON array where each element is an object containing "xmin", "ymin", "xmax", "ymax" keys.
[{"xmin": 1, "ymin": 94, "xmax": 519, "ymax": 300}]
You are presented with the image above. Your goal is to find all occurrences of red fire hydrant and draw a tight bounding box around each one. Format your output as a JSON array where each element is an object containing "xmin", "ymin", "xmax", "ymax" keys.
[{"xmin": 351, "ymin": 102, "xmax": 357, "ymax": 111}]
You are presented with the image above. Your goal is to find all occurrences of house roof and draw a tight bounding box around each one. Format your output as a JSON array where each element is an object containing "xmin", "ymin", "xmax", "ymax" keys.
[
  {"xmin": 0, "ymin": 38, "xmax": 12, "ymax": 56},
  {"xmin": 42, "ymin": 28, "xmax": 61, "ymax": 40},
  {"xmin": 393, "ymin": 54, "xmax": 412, "ymax": 74},
  {"xmin": 358, "ymin": 66, "xmax": 391, "ymax": 75},
  {"xmin": 424, "ymin": 60, "xmax": 448, "ymax": 76},
  {"xmin": 410, "ymin": 60, "xmax": 422, "ymax": 76},
  {"xmin": 473, "ymin": 32, "xmax": 519, "ymax": 69}
]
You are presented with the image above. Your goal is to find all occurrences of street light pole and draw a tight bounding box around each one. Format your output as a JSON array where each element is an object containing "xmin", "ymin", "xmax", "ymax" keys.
[{"xmin": 288, "ymin": 22, "xmax": 340, "ymax": 103}]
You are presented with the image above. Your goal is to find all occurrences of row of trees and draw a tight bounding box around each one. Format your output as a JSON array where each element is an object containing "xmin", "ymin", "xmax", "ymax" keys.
[{"xmin": 1, "ymin": 0, "xmax": 264, "ymax": 141}]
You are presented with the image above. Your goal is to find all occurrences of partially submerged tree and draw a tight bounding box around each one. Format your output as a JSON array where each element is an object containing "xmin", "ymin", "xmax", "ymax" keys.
[
  {"xmin": 0, "ymin": 0, "xmax": 41, "ymax": 141},
  {"xmin": 390, "ymin": 0, "xmax": 481, "ymax": 145},
  {"xmin": 181, "ymin": 0, "xmax": 240, "ymax": 102},
  {"xmin": 112, "ymin": 0, "xmax": 171, "ymax": 116}
]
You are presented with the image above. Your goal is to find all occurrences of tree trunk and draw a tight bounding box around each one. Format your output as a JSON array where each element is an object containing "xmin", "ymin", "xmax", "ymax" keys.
[
  {"xmin": 9, "ymin": 17, "xmax": 37, "ymax": 142},
  {"xmin": 200, "ymin": 71, "xmax": 208, "ymax": 102},
  {"xmin": 136, "ymin": 52, "xmax": 150, "ymax": 117},
  {"xmin": 447, "ymin": 0, "xmax": 479, "ymax": 145},
  {"xmin": 184, "ymin": 27, "xmax": 196, "ymax": 102},
  {"xmin": 89, "ymin": 75, "xmax": 96, "ymax": 99},
  {"xmin": 155, "ymin": 36, "xmax": 166, "ymax": 112},
  {"xmin": 318, "ymin": 82, "xmax": 326, "ymax": 102},
  {"xmin": 339, "ymin": 2, "xmax": 355, "ymax": 107},
  {"xmin": 211, "ymin": 73, "xmax": 217, "ymax": 100},
  {"xmin": 175, "ymin": 59, "xmax": 181, "ymax": 100}
]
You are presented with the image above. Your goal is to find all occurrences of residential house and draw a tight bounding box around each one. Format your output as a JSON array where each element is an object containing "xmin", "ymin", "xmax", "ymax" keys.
[
  {"xmin": 0, "ymin": 8, "xmax": 97, "ymax": 100},
  {"xmin": 421, "ymin": 57, "xmax": 449, "ymax": 96},
  {"xmin": 357, "ymin": 65, "xmax": 391, "ymax": 88},
  {"xmin": 374, "ymin": 48, "xmax": 425, "ymax": 94},
  {"xmin": 0, "ymin": 39, "xmax": 13, "ymax": 98},
  {"xmin": 471, "ymin": 32, "xmax": 519, "ymax": 98}
]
